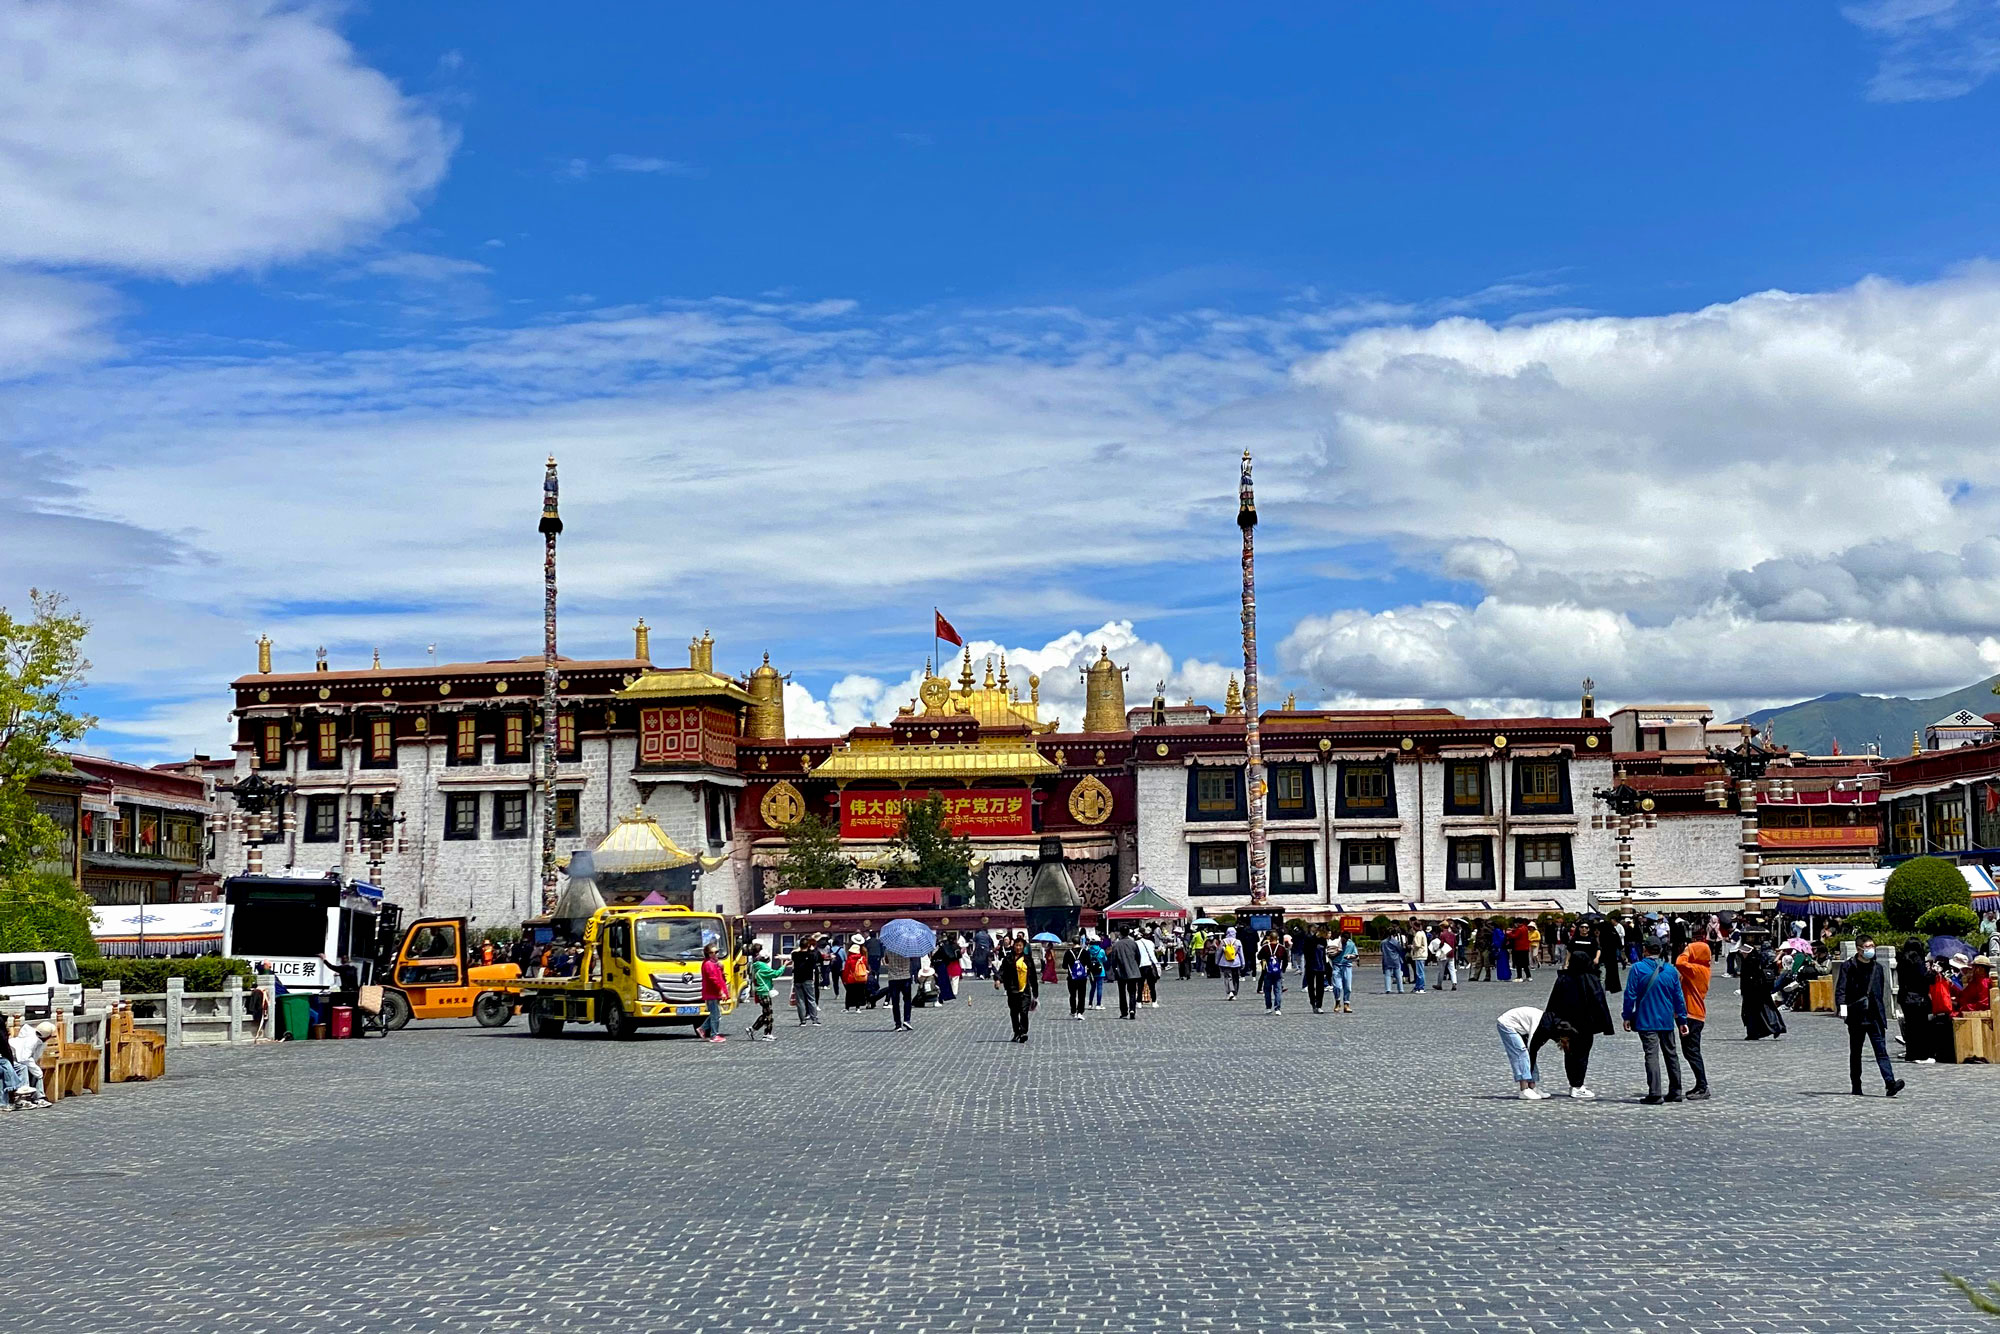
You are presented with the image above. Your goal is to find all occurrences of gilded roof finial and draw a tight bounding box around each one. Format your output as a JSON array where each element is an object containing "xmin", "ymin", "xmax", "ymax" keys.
[
  {"xmin": 257, "ymin": 633, "xmax": 272, "ymax": 675},
  {"xmin": 959, "ymin": 646, "xmax": 974, "ymax": 690},
  {"xmin": 372, "ymin": 648, "xmax": 382, "ymax": 670},
  {"xmin": 1224, "ymin": 675, "xmax": 1243, "ymax": 715},
  {"xmin": 634, "ymin": 617, "xmax": 651, "ymax": 661},
  {"xmin": 997, "ymin": 654, "xmax": 1010, "ymax": 691},
  {"xmin": 1028, "ymin": 674, "xmax": 1040, "ymax": 705},
  {"xmin": 1913, "ymin": 729, "xmax": 1922, "ymax": 755},
  {"xmin": 1284, "ymin": 690, "xmax": 1296, "ymax": 710}
]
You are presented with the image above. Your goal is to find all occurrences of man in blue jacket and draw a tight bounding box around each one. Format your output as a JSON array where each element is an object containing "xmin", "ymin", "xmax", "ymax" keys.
[{"xmin": 1622, "ymin": 939, "xmax": 1689, "ymax": 1105}]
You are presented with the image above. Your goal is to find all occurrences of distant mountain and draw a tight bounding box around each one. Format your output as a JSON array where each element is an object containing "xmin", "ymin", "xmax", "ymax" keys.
[{"xmin": 1736, "ymin": 677, "xmax": 2000, "ymax": 757}]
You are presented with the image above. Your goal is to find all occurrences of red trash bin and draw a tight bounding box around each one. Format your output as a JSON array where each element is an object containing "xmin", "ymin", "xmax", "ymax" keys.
[{"xmin": 329, "ymin": 1005, "xmax": 353, "ymax": 1039}]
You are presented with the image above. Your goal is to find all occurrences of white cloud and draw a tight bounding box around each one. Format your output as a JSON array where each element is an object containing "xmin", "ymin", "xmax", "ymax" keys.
[
  {"xmin": 1845, "ymin": 0, "xmax": 2000, "ymax": 101},
  {"xmin": 0, "ymin": 0, "xmax": 454, "ymax": 277},
  {"xmin": 0, "ymin": 271, "xmax": 118, "ymax": 379},
  {"xmin": 605, "ymin": 154, "xmax": 696, "ymax": 175}
]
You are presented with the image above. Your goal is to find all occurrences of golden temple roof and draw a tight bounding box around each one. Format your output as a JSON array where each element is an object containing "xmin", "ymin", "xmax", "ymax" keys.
[
  {"xmin": 616, "ymin": 668, "xmax": 754, "ymax": 705},
  {"xmin": 913, "ymin": 647, "xmax": 1057, "ymax": 733},
  {"xmin": 811, "ymin": 740, "xmax": 1058, "ymax": 782},
  {"xmin": 591, "ymin": 805, "xmax": 728, "ymax": 874}
]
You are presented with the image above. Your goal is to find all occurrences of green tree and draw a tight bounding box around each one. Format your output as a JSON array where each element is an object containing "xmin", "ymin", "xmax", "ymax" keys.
[
  {"xmin": 0, "ymin": 590, "xmax": 97, "ymax": 954},
  {"xmin": 771, "ymin": 812, "xmax": 852, "ymax": 892},
  {"xmin": 1883, "ymin": 856, "xmax": 1972, "ymax": 930},
  {"xmin": 1914, "ymin": 903, "xmax": 1980, "ymax": 938},
  {"xmin": 882, "ymin": 794, "xmax": 975, "ymax": 905}
]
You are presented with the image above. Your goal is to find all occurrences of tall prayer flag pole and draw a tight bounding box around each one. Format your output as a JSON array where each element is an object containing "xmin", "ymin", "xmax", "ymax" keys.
[
  {"xmin": 538, "ymin": 456, "xmax": 563, "ymax": 916},
  {"xmin": 1238, "ymin": 450, "xmax": 1267, "ymax": 905}
]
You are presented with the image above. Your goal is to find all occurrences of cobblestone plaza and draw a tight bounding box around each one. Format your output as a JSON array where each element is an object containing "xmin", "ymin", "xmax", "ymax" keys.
[{"xmin": 6, "ymin": 976, "xmax": 1997, "ymax": 1333}]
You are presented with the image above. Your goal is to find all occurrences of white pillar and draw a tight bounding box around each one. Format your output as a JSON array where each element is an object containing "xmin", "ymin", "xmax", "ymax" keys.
[
  {"xmin": 224, "ymin": 975, "xmax": 244, "ymax": 1043},
  {"xmin": 165, "ymin": 976, "xmax": 185, "ymax": 1049}
]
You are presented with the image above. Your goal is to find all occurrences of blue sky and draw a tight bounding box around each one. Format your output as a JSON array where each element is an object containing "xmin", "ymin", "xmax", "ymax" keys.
[{"xmin": 8, "ymin": 1, "xmax": 2000, "ymax": 759}]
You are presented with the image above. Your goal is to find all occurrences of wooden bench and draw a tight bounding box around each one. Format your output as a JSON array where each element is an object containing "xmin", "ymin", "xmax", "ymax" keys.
[
  {"xmin": 42, "ymin": 1011, "xmax": 101, "ymax": 1101},
  {"xmin": 1808, "ymin": 976, "xmax": 1836, "ymax": 1013},
  {"xmin": 1954, "ymin": 995, "xmax": 1998, "ymax": 1064},
  {"xmin": 104, "ymin": 1003, "xmax": 166, "ymax": 1083}
]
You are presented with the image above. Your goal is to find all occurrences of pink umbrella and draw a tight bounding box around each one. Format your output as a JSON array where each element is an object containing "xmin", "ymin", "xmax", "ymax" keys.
[{"xmin": 1780, "ymin": 937, "xmax": 1813, "ymax": 952}]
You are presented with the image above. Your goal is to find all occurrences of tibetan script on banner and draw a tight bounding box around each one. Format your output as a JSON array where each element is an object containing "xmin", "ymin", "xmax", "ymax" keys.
[{"xmin": 840, "ymin": 788, "xmax": 1033, "ymax": 839}]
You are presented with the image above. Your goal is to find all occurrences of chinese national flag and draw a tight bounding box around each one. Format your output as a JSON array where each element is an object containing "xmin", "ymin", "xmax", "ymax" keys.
[{"xmin": 934, "ymin": 611, "xmax": 963, "ymax": 646}]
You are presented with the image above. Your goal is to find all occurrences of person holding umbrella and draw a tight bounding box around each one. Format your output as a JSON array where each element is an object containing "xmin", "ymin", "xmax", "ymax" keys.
[{"xmin": 878, "ymin": 919, "xmax": 937, "ymax": 1033}]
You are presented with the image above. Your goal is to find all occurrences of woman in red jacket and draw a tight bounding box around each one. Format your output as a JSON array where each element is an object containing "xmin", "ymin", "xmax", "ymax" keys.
[{"xmin": 699, "ymin": 944, "xmax": 729, "ymax": 1044}]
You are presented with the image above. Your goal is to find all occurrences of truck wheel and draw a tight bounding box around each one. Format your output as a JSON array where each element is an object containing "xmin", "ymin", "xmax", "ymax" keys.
[
  {"xmin": 527, "ymin": 1000, "xmax": 564, "ymax": 1038},
  {"xmin": 601, "ymin": 995, "xmax": 636, "ymax": 1041},
  {"xmin": 473, "ymin": 991, "xmax": 513, "ymax": 1028},
  {"xmin": 380, "ymin": 989, "xmax": 413, "ymax": 1031}
]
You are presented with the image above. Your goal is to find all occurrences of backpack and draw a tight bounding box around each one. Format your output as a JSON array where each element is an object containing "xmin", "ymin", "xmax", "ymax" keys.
[
  {"xmin": 843, "ymin": 952, "xmax": 868, "ymax": 985},
  {"xmin": 1222, "ymin": 941, "xmax": 1240, "ymax": 965},
  {"xmin": 1068, "ymin": 954, "xmax": 1086, "ymax": 981}
]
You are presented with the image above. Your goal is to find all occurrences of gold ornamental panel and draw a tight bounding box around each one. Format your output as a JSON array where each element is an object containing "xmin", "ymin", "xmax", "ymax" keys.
[
  {"xmin": 1068, "ymin": 774, "xmax": 1113, "ymax": 826},
  {"xmin": 760, "ymin": 780, "xmax": 807, "ymax": 828}
]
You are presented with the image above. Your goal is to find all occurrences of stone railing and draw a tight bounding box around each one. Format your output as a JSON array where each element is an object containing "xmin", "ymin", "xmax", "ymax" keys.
[{"xmin": 77, "ymin": 976, "xmax": 275, "ymax": 1048}]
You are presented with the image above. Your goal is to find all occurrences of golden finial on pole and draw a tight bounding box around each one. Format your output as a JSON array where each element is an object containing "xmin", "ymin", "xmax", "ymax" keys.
[{"xmin": 256, "ymin": 633, "xmax": 272, "ymax": 674}]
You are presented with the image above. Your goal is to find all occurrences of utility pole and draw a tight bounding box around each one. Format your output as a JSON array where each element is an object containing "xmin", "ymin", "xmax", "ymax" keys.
[
  {"xmin": 538, "ymin": 456, "xmax": 563, "ymax": 916},
  {"xmin": 1238, "ymin": 450, "xmax": 1267, "ymax": 906}
]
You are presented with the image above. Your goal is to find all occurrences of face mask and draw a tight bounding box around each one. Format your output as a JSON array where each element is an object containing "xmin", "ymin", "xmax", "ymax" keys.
[{"xmin": 1861, "ymin": 948, "xmax": 1877, "ymax": 961}]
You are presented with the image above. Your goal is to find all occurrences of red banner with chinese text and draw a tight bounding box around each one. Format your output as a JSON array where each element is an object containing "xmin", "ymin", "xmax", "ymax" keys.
[
  {"xmin": 840, "ymin": 788, "xmax": 1033, "ymax": 839},
  {"xmin": 1756, "ymin": 826, "xmax": 1878, "ymax": 849}
]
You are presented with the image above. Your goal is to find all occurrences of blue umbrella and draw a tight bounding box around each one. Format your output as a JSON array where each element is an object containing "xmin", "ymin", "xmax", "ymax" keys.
[
  {"xmin": 1931, "ymin": 935, "xmax": 1976, "ymax": 960},
  {"xmin": 1031, "ymin": 931, "xmax": 1064, "ymax": 944},
  {"xmin": 879, "ymin": 918, "xmax": 937, "ymax": 957}
]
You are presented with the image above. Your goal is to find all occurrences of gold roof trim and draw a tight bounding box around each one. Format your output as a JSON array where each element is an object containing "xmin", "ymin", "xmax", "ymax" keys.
[
  {"xmin": 811, "ymin": 742, "xmax": 1059, "ymax": 781},
  {"xmin": 592, "ymin": 805, "xmax": 728, "ymax": 874},
  {"xmin": 616, "ymin": 668, "xmax": 754, "ymax": 705}
]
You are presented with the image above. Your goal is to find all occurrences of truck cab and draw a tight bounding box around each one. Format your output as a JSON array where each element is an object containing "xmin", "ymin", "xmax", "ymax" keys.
[{"xmin": 514, "ymin": 905, "xmax": 746, "ymax": 1039}]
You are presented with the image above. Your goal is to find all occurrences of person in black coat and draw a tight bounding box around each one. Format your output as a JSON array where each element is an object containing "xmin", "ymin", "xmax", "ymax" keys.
[
  {"xmin": 1532, "ymin": 946, "xmax": 1616, "ymax": 1097},
  {"xmin": 1302, "ymin": 932, "xmax": 1332, "ymax": 1013},
  {"xmin": 1895, "ymin": 938, "xmax": 1933, "ymax": 1064},
  {"xmin": 1835, "ymin": 936, "xmax": 1905, "ymax": 1097},
  {"xmin": 1596, "ymin": 917, "xmax": 1623, "ymax": 992},
  {"xmin": 997, "ymin": 939, "xmax": 1033, "ymax": 1043},
  {"xmin": 1739, "ymin": 943, "xmax": 1787, "ymax": 1041},
  {"xmin": 1109, "ymin": 930, "xmax": 1144, "ymax": 1020}
]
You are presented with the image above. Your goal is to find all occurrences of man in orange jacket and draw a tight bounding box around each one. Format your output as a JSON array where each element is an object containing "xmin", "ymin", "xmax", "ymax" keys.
[{"xmin": 1674, "ymin": 941, "xmax": 1714, "ymax": 1101}]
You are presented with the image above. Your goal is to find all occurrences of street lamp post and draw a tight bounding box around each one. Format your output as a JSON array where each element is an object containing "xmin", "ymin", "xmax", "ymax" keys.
[
  {"xmin": 221, "ymin": 771, "xmax": 296, "ymax": 875},
  {"xmin": 1703, "ymin": 736, "xmax": 1790, "ymax": 916},
  {"xmin": 1592, "ymin": 782, "xmax": 1658, "ymax": 918}
]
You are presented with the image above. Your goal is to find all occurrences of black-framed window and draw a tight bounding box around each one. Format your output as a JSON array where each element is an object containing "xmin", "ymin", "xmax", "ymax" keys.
[
  {"xmin": 1510, "ymin": 759, "xmax": 1572, "ymax": 815},
  {"xmin": 363, "ymin": 717, "xmax": 395, "ymax": 768},
  {"xmin": 554, "ymin": 792, "xmax": 580, "ymax": 837},
  {"xmin": 1273, "ymin": 840, "xmax": 1317, "ymax": 893},
  {"xmin": 494, "ymin": 792, "xmax": 528, "ymax": 839},
  {"xmin": 502, "ymin": 713, "xmax": 527, "ymax": 760},
  {"xmin": 309, "ymin": 718, "xmax": 340, "ymax": 770},
  {"xmin": 1446, "ymin": 762, "xmax": 1487, "ymax": 815},
  {"xmin": 259, "ymin": 723, "xmax": 284, "ymax": 770},
  {"xmin": 445, "ymin": 793, "xmax": 480, "ymax": 840},
  {"xmin": 1336, "ymin": 762, "xmax": 1396, "ymax": 818},
  {"xmin": 1339, "ymin": 840, "xmax": 1397, "ymax": 894},
  {"xmin": 1186, "ymin": 767, "xmax": 1246, "ymax": 821},
  {"xmin": 1267, "ymin": 765, "xmax": 1314, "ymax": 820},
  {"xmin": 1187, "ymin": 842, "xmax": 1247, "ymax": 897},
  {"xmin": 1447, "ymin": 836, "xmax": 1493, "ymax": 890},
  {"xmin": 450, "ymin": 716, "xmax": 480, "ymax": 766},
  {"xmin": 1515, "ymin": 834, "xmax": 1575, "ymax": 889},
  {"xmin": 303, "ymin": 795, "xmax": 340, "ymax": 843},
  {"xmin": 705, "ymin": 787, "xmax": 731, "ymax": 847}
]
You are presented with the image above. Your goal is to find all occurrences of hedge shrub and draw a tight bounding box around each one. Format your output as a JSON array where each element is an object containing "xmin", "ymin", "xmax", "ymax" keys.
[
  {"xmin": 1884, "ymin": 857, "xmax": 1971, "ymax": 930},
  {"xmin": 1915, "ymin": 904, "xmax": 1982, "ymax": 939},
  {"xmin": 76, "ymin": 955, "xmax": 256, "ymax": 992},
  {"xmin": 1841, "ymin": 910, "xmax": 1895, "ymax": 939}
]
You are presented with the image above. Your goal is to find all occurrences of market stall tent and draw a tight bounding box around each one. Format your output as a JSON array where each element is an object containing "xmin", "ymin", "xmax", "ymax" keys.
[{"xmin": 1779, "ymin": 864, "xmax": 2000, "ymax": 918}]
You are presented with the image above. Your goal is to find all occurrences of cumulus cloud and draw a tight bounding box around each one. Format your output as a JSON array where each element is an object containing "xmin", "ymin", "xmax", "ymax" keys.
[
  {"xmin": 0, "ymin": 0, "xmax": 453, "ymax": 277},
  {"xmin": 0, "ymin": 272, "xmax": 119, "ymax": 379},
  {"xmin": 1845, "ymin": 0, "xmax": 2000, "ymax": 101}
]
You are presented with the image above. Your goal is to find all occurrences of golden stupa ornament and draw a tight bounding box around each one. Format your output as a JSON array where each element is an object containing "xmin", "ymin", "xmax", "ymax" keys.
[
  {"xmin": 1224, "ymin": 675, "xmax": 1243, "ymax": 715},
  {"xmin": 1068, "ymin": 774, "xmax": 1113, "ymax": 826},
  {"xmin": 759, "ymin": 780, "xmax": 806, "ymax": 828}
]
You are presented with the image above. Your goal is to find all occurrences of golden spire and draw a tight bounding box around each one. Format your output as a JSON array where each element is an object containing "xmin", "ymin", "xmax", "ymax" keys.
[
  {"xmin": 997, "ymin": 654, "xmax": 1010, "ymax": 691},
  {"xmin": 1913, "ymin": 729, "xmax": 1922, "ymax": 755},
  {"xmin": 1028, "ymin": 674, "xmax": 1040, "ymax": 706},
  {"xmin": 256, "ymin": 633, "xmax": 272, "ymax": 674},
  {"xmin": 958, "ymin": 647, "xmax": 974, "ymax": 690},
  {"xmin": 983, "ymin": 655, "xmax": 997, "ymax": 689},
  {"xmin": 371, "ymin": 648, "xmax": 382, "ymax": 670},
  {"xmin": 634, "ymin": 617, "xmax": 651, "ymax": 661},
  {"xmin": 1284, "ymin": 690, "xmax": 1296, "ymax": 710},
  {"xmin": 1224, "ymin": 675, "xmax": 1243, "ymax": 715}
]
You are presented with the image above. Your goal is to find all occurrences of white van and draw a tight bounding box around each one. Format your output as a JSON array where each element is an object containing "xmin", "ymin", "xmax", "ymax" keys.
[{"xmin": 0, "ymin": 952, "xmax": 85, "ymax": 1018}]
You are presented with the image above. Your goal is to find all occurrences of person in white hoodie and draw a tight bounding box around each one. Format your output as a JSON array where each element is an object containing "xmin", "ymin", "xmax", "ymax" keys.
[
  {"xmin": 1497, "ymin": 1006, "xmax": 1572, "ymax": 1101},
  {"xmin": 7, "ymin": 1021, "xmax": 54, "ymax": 1108}
]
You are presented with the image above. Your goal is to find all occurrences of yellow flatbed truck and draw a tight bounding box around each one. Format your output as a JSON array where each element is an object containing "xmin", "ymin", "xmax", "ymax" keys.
[{"xmin": 500, "ymin": 904, "xmax": 748, "ymax": 1039}]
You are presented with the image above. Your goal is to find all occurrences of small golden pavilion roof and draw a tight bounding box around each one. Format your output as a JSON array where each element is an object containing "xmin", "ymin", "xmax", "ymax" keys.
[
  {"xmin": 616, "ymin": 668, "xmax": 754, "ymax": 706},
  {"xmin": 811, "ymin": 740, "xmax": 1058, "ymax": 782},
  {"xmin": 913, "ymin": 647, "xmax": 1057, "ymax": 733},
  {"xmin": 591, "ymin": 806, "xmax": 727, "ymax": 874}
]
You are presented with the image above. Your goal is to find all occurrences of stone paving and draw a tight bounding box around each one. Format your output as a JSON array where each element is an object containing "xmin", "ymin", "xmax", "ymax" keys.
[{"xmin": 5, "ymin": 967, "xmax": 1999, "ymax": 1332}]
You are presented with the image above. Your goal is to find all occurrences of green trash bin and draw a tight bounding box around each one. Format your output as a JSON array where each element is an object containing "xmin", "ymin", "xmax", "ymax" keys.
[{"xmin": 279, "ymin": 994, "xmax": 311, "ymax": 1041}]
